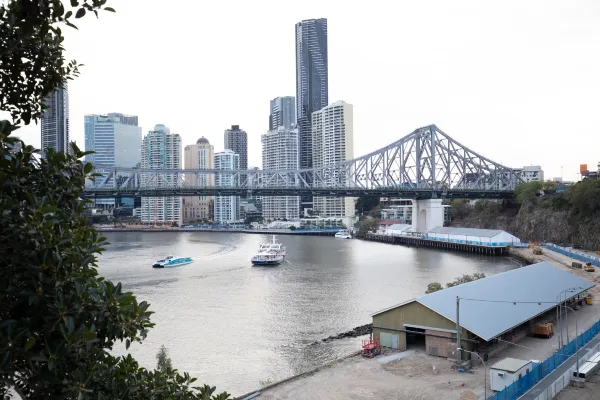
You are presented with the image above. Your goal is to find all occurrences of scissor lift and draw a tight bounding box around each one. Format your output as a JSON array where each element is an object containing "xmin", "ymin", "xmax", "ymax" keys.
[{"xmin": 360, "ymin": 337, "xmax": 382, "ymax": 358}]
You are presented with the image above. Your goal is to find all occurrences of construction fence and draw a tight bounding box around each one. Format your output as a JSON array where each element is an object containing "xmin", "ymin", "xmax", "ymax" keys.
[
  {"xmin": 489, "ymin": 319, "xmax": 600, "ymax": 400},
  {"xmin": 545, "ymin": 244, "xmax": 600, "ymax": 267}
]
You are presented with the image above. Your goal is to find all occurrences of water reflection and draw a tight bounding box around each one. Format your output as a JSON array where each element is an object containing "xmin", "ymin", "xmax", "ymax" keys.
[{"xmin": 98, "ymin": 231, "xmax": 519, "ymax": 395}]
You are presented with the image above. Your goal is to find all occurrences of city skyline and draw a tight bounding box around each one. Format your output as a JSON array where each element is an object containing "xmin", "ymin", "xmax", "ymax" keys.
[{"xmin": 9, "ymin": 1, "xmax": 599, "ymax": 181}]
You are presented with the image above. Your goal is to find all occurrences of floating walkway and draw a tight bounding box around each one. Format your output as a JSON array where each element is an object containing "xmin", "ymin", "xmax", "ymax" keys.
[{"xmin": 364, "ymin": 233, "xmax": 509, "ymax": 255}]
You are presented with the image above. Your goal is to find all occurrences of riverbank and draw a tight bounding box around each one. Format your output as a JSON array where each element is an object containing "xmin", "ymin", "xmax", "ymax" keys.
[
  {"xmin": 94, "ymin": 227, "xmax": 341, "ymax": 236},
  {"xmin": 249, "ymin": 246, "xmax": 600, "ymax": 400}
]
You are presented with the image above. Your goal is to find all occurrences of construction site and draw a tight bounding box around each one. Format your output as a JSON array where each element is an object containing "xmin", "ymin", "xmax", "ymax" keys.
[{"xmin": 248, "ymin": 245, "xmax": 600, "ymax": 400}]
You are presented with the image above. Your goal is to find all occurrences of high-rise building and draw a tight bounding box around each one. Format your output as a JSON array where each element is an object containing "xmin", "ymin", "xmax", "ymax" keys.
[
  {"xmin": 140, "ymin": 124, "xmax": 182, "ymax": 224},
  {"xmin": 224, "ymin": 125, "xmax": 248, "ymax": 171},
  {"xmin": 41, "ymin": 86, "xmax": 70, "ymax": 158},
  {"xmin": 296, "ymin": 18, "xmax": 328, "ymax": 213},
  {"xmin": 84, "ymin": 113, "xmax": 142, "ymax": 207},
  {"xmin": 311, "ymin": 101, "xmax": 355, "ymax": 218},
  {"xmin": 269, "ymin": 96, "xmax": 296, "ymax": 131},
  {"xmin": 261, "ymin": 126, "xmax": 300, "ymax": 220},
  {"xmin": 183, "ymin": 137, "xmax": 215, "ymax": 223},
  {"xmin": 214, "ymin": 149, "xmax": 240, "ymax": 223}
]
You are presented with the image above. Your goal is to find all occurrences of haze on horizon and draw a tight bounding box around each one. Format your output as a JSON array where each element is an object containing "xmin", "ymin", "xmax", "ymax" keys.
[{"xmin": 6, "ymin": 0, "xmax": 600, "ymax": 182}]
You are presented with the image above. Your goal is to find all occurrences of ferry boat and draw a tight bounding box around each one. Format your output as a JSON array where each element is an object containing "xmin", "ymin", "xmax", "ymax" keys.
[
  {"xmin": 152, "ymin": 255, "xmax": 193, "ymax": 268},
  {"xmin": 251, "ymin": 236, "xmax": 286, "ymax": 266},
  {"xmin": 335, "ymin": 230, "xmax": 352, "ymax": 239}
]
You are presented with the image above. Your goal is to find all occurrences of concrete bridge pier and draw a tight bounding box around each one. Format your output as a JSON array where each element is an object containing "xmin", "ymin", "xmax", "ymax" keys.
[{"xmin": 411, "ymin": 199, "xmax": 445, "ymax": 232}]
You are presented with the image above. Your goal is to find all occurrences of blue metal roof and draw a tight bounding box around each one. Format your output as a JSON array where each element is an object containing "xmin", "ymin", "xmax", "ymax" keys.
[{"xmin": 416, "ymin": 262, "xmax": 595, "ymax": 341}]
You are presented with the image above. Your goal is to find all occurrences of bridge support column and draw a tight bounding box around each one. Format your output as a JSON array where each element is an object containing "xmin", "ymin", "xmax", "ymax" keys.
[{"xmin": 412, "ymin": 199, "xmax": 444, "ymax": 233}]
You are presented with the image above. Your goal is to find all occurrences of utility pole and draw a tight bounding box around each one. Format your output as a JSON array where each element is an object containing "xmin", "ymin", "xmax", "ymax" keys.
[{"xmin": 456, "ymin": 296, "xmax": 461, "ymax": 363}]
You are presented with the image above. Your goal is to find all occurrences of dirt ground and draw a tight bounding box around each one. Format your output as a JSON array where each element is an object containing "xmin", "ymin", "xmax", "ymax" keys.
[
  {"xmin": 259, "ymin": 351, "xmax": 486, "ymax": 400},
  {"xmin": 256, "ymin": 248, "xmax": 600, "ymax": 400}
]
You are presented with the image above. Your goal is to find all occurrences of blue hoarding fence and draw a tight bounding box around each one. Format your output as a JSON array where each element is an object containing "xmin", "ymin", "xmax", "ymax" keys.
[
  {"xmin": 544, "ymin": 244, "xmax": 600, "ymax": 267},
  {"xmin": 489, "ymin": 319, "xmax": 600, "ymax": 400}
]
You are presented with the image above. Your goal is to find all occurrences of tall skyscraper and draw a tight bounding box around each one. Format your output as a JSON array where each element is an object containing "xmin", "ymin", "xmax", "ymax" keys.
[
  {"xmin": 214, "ymin": 150, "xmax": 240, "ymax": 223},
  {"xmin": 224, "ymin": 125, "xmax": 248, "ymax": 171},
  {"xmin": 269, "ymin": 96, "xmax": 296, "ymax": 131},
  {"xmin": 312, "ymin": 101, "xmax": 355, "ymax": 218},
  {"xmin": 261, "ymin": 126, "xmax": 300, "ymax": 220},
  {"xmin": 183, "ymin": 137, "xmax": 215, "ymax": 223},
  {"xmin": 296, "ymin": 18, "xmax": 328, "ymax": 213},
  {"xmin": 140, "ymin": 124, "xmax": 182, "ymax": 224},
  {"xmin": 84, "ymin": 113, "xmax": 142, "ymax": 207},
  {"xmin": 41, "ymin": 86, "xmax": 70, "ymax": 158}
]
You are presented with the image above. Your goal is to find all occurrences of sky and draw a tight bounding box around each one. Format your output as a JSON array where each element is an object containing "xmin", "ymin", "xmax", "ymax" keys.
[{"xmin": 9, "ymin": 0, "xmax": 600, "ymax": 181}]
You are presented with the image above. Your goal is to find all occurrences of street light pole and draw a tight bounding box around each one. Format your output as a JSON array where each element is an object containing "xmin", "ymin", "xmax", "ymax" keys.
[
  {"xmin": 458, "ymin": 347, "xmax": 487, "ymax": 400},
  {"xmin": 456, "ymin": 296, "xmax": 461, "ymax": 363},
  {"xmin": 564, "ymin": 305, "xmax": 580, "ymax": 376}
]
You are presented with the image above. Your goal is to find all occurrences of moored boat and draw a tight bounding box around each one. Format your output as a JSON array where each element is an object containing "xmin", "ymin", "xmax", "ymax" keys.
[
  {"xmin": 152, "ymin": 255, "xmax": 193, "ymax": 268},
  {"xmin": 335, "ymin": 230, "xmax": 352, "ymax": 239}
]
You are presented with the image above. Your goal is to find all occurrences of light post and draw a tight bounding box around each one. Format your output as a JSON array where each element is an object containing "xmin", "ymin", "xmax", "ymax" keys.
[
  {"xmin": 563, "ymin": 305, "xmax": 580, "ymax": 376},
  {"xmin": 555, "ymin": 288, "xmax": 578, "ymax": 348},
  {"xmin": 458, "ymin": 347, "xmax": 487, "ymax": 400}
]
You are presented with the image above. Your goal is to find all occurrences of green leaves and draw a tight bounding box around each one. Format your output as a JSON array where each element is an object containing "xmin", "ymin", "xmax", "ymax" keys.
[{"xmin": 75, "ymin": 8, "xmax": 86, "ymax": 18}]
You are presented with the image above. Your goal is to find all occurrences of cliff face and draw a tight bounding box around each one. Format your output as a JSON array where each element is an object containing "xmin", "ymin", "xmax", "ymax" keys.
[{"xmin": 450, "ymin": 200, "xmax": 600, "ymax": 250}]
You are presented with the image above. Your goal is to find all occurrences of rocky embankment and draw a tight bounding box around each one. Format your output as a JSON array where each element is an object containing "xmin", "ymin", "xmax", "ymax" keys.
[
  {"xmin": 311, "ymin": 324, "xmax": 372, "ymax": 345},
  {"xmin": 451, "ymin": 199, "xmax": 600, "ymax": 250}
]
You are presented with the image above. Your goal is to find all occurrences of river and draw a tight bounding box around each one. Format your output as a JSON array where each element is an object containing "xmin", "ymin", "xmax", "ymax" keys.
[{"xmin": 98, "ymin": 231, "xmax": 521, "ymax": 395}]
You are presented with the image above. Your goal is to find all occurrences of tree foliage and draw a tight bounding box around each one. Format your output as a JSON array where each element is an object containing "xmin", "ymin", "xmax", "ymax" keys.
[
  {"xmin": 0, "ymin": 1, "xmax": 230, "ymax": 399},
  {"xmin": 514, "ymin": 181, "xmax": 543, "ymax": 203},
  {"xmin": 355, "ymin": 197, "xmax": 380, "ymax": 216},
  {"xmin": 354, "ymin": 218, "xmax": 380, "ymax": 236},
  {"xmin": 570, "ymin": 179, "xmax": 600, "ymax": 215},
  {"xmin": 156, "ymin": 345, "xmax": 173, "ymax": 374},
  {"xmin": 425, "ymin": 273, "xmax": 486, "ymax": 293},
  {"xmin": 445, "ymin": 273, "xmax": 486, "ymax": 288},
  {"xmin": 425, "ymin": 282, "xmax": 443, "ymax": 294}
]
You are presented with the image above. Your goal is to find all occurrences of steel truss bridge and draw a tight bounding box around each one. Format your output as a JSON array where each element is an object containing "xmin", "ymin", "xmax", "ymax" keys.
[{"xmin": 82, "ymin": 125, "xmax": 523, "ymax": 199}]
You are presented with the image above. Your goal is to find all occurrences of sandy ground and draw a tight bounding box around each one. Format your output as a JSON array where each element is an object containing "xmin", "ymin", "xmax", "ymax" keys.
[
  {"xmin": 253, "ymin": 248, "xmax": 600, "ymax": 400},
  {"xmin": 258, "ymin": 351, "xmax": 486, "ymax": 400}
]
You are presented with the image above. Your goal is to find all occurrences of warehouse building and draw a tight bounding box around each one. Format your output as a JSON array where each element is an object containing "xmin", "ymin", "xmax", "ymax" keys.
[
  {"xmin": 424, "ymin": 227, "xmax": 522, "ymax": 246},
  {"xmin": 372, "ymin": 262, "xmax": 593, "ymax": 360}
]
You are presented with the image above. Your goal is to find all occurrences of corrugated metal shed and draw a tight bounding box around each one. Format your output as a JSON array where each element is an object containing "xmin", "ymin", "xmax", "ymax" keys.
[
  {"xmin": 427, "ymin": 226, "xmax": 505, "ymax": 238},
  {"xmin": 490, "ymin": 358, "xmax": 531, "ymax": 372},
  {"xmin": 416, "ymin": 262, "xmax": 594, "ymax": 341}
]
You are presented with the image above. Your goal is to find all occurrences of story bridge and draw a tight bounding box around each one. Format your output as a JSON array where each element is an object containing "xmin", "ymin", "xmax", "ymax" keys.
[{"xmin": 82, "ymin": 124, "xmax": 523, "ymax": 200}]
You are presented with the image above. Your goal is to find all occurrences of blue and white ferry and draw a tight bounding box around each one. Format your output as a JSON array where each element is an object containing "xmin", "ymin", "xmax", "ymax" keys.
[
  {"xmin": 251, "ymin": 236, "xmax": 286, "ymax": 266},
  {"xmin": 152, "ymin": 255, "xmax": 193, "ymax": 268}
]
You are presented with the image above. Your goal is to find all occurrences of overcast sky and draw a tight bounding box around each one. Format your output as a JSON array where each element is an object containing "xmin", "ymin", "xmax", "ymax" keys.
[{"xmin": 11, "ymin": 0, "xmax": 600, "ymax": 181}]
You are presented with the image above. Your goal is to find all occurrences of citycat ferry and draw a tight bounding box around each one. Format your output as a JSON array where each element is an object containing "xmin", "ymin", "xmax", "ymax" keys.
[
  {"xmin": 251, "ymin": 236, "xmax": 286, "ymax": 266},
  {"xmin": 152, "ymin": 256, "xmax": 193, "ymax": 268}
]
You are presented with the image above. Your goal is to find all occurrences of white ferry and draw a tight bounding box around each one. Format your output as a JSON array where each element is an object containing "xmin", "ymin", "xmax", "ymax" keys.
[
  {"xmin": 335, "ymin": 230, "xmax": 352, "ymax": 239},
  {"xmin": 251, "ymin": 236, "xmax": 286, "ymax": 266},
  {"xmin": 152, "ymin": 256, "xmax": 193, "ymax": 268}
]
